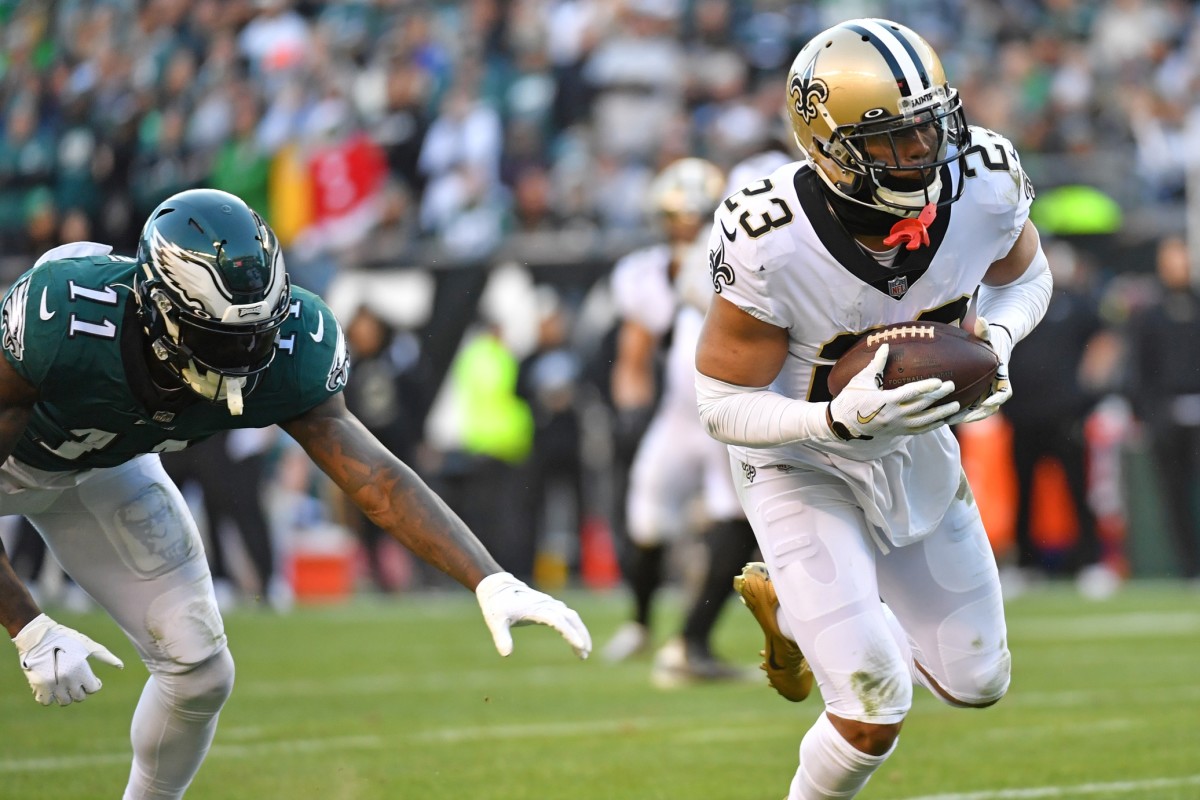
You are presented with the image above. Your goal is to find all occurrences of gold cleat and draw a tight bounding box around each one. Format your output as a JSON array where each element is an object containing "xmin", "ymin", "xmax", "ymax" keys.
[{"xmin": 733, "ymin": 562, "xmax": 813, "ymax": 702}]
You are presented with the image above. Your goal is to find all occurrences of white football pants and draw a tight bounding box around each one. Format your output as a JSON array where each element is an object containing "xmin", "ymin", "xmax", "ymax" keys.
[
  {"xmin": 626, "ymin": 402, "xmax": 744, "ymax": 546},
  {"xmin": 734, "ymin": 460, "xmax": 1010, "ymax": 720},
  {"xmin": 1, "ymin": 454, "xmax": 233, "ymax": 799}
]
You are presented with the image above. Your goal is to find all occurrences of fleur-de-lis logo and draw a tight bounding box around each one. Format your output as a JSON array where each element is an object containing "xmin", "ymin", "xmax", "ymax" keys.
[
  {"xmin": 709, "ymin": 242, "xmax": 735, "ymax": 294},
  {"xmin": 789, "ymin": 59, "xmax": 828, "ymax": 125}
]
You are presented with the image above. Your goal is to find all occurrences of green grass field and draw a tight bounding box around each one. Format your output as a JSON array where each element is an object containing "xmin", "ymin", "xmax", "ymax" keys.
[{"xmin": 2, "ymin": 582, "xmax": 1198, "ymax": 799}]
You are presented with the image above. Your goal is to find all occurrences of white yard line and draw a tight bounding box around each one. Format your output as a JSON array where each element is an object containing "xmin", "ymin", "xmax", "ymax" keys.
[
  {"xmin": 0, "ymin": 736, "xmax": 384, "ymax": 773},
  {"xmin": 974, "ymin": 717, "xmax": 1140, "ymax": 742},
  {"xmin": 425, "ymin": 716, "xmax": 664, "ymax": 742},
  {"xmin": 0, "ymin": 715, "xmax": 762, "ymax": 773},
  {"xmin": 1010, "ymin": 611, "xmax": 1200, "ymax": 640},
  {"xmin": 899, "ymin": 774, "xmax": 1200, "ymax": 799},
  {"xmin": 2, "ymin": 711, "xmax": 1195, "ymax": 800},
  {"xmin": 239, "ymin": 665, "xmax": 584, "ymax": 697}
]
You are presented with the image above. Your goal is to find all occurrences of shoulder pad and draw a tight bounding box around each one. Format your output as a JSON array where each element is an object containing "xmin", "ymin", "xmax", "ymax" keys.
[
  {"xmin": 33, "ymin": 242, "xmax": 113, "ymax": 267},
  {"xmin": 961, "ymin": 127, "xmax": 1035, "ymax": 210},
  {"xmin": 277, "ymin": 288, "xmax": 349, "ymax": 395},
  {"xmin": 611, "ymin": 243, "xmax": 674, "ymax": 318},
  {"xmin": 714, "ymin": 162, "xmax": 806, "ymax": 275}
]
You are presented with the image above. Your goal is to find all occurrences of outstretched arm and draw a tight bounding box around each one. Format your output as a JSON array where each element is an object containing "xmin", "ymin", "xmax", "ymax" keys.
[
  {"xmin": 281, "ymin": 395, "xmax": 591, "ymax": 658},
  {"xmin": 283, "ymin": 393, "xmax": 501, "ymax": 590}
]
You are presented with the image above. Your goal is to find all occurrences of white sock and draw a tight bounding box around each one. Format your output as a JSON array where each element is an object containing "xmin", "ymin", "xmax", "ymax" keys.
[
  {"xmin": 791, "ymin": 712, "xmax": 896, "ymax": 799},
  {"xmin": 124, "ymin": 650, "xmax": 235, "ymax": 800}
]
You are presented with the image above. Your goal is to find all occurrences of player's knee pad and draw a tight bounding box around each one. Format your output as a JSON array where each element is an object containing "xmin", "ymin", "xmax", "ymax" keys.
[
  {"xmin": 826, "ymin": 661, "xmax": 913, "ymax": 725},
  {"xmin": 145, "ymin": 573, "xmax": 228, "ymax": 668},
  {"xmin": 965, "ymin": 647, "xmax": 1011, "ymax": 706},
  {"xmin": 155, "ymin": 646, "xmax": 235, "ymax": 722},
  {"xmin": 939, "ymin": 646, "xmax": 1012, "ymax": 708}
]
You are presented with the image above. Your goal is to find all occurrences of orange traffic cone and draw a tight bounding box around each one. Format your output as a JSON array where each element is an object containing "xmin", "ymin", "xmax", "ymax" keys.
[{"xmin": 579, "ymin": 515, "xmax": 622, "ymax": 590}]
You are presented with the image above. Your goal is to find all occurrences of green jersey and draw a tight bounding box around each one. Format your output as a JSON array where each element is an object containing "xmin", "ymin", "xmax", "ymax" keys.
[{"xmin": 0, "ymin": 252, "xmax": 350, "ymax": 471}]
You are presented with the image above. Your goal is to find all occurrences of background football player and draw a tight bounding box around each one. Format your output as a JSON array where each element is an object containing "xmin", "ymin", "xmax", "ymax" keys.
[
  {"xmin": 694, "ymin": 20, "xmax": 1051, "ymax": 799},
  {"xmin": 602, "ymin": 157, "xmax": 759, "ymax": 686},
  {"xmin": 0, "ymin": 189, "xmax": 591, "ymax": 799}
]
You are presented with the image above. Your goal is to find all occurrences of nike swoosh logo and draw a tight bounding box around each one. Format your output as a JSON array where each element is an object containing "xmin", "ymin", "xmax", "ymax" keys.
[
  {"xmin": 39, "ymin": 288, "xmax": 55, "ymax": 320},
  {"xmin": 309, "ymin": 312, "xmax": 324, "ymax": 342},
  {"xmin": 856, "ymin": 405, "xmax": 885, "ymax": 425},
  {"xmin": 52, "ymin": 646, "xmax": 65, "ymax": 682},
  {"xmin": 719, "ymin": 219, "xmax": 738, "ymax": 242}
]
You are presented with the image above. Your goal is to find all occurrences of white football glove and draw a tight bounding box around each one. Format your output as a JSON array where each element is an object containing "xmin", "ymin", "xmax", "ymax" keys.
[
  {"xmin": 476, "ymin": 572, "xmax": 592, "ymax": 659},
  {"xmin": 827, "ymin": 344, "xmax": 958, "ymax": 441},
  {"xmin": 949, "ymin": 316, "xmax": 1013, "ymax": 425},
  {"xmin": 12, "ymin": 613, "xmax": 124, "ymax": 706}
]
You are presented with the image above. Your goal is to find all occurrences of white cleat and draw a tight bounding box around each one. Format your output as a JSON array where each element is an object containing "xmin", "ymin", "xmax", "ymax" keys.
[{"xmin": 602, "ymin": 621, "xmax": 650, "ymax": 663}]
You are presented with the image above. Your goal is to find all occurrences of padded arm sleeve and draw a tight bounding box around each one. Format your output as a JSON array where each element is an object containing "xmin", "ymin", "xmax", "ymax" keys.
[
  {"xmin": 695, "ymin": 371, "xmax": 836, "ymax": 447},
  {"xmin": 976, "ymin": 240, "xmax": 1053, "ymax": 364}
]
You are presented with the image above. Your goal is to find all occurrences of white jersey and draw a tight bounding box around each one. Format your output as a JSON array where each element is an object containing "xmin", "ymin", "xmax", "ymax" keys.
[
  {"xmin": 613, "ymin": 239, "xmax": 743, "ymax": 540},
  {"xmin": 611, "ymin": 239, "xmax": 708, "ymax": 416},
  {"xmin": 611, "ymin": 243, "xmax": 677, "ymax": 338},
  {"xmin": 708, "ymin": 126, "xmax": 1034, "ymax": 545}
]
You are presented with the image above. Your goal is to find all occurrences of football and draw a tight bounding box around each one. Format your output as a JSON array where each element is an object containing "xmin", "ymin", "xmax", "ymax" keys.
[{"xmin": 826, "ymin": 320, "xmax": 999, "ymax": 411}]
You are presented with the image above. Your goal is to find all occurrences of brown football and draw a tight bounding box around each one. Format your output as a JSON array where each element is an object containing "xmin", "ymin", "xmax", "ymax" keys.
[{"xmin": 826, "ymin": 320, "xmax": 999, "ymax": 411}]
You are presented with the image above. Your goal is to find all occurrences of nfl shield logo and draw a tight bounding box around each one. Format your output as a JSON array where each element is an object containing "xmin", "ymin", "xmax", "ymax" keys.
[{"xmin": 888, "ymin": 275, "xmax": 908, "ymax": 298}]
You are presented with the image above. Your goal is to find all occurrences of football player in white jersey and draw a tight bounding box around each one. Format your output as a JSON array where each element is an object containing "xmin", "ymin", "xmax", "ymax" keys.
[
  {"xmin": 602, "ymin": 158, "xmax": 758, "ymax": 685},
  {"xmin": 694, "ymin": 20, "xmax": 1051, "ymax": 799}
]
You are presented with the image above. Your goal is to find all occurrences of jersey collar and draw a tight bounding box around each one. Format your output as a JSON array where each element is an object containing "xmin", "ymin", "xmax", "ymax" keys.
[{"xmin": 794, "ymin": 166, "xmax": 953, "ymax": 300}]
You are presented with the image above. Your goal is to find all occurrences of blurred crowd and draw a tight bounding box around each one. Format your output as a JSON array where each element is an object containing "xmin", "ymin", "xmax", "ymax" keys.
[
  {"xmin": 5, "ymin": 0, "xmax": 1200, "ymax": 609},
  {"xmin": 4, "ymin": 0, "xmax": 1200, "ymax": 274}
]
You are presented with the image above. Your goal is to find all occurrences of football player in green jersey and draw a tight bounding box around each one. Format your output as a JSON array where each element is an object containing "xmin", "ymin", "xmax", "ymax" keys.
[{"xmin": 0, "ymin": 189, "xmax": 591, "ymax": 799}]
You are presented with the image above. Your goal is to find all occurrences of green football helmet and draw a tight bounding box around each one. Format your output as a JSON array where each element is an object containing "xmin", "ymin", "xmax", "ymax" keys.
[{"xmin": 135, "ymin": 188, "xmax": 291, "ymax": 414}]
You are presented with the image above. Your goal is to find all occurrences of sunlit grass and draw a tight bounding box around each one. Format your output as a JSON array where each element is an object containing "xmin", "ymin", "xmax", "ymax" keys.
[{"xmin": 1, "ymin": 582, "xmax": 1197, "ymax": 799}]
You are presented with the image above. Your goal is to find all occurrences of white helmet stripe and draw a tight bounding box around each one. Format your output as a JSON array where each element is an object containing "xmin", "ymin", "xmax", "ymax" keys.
[{"xmin": 850, "ymin": 19, "xmax": 929, "ymax": 98}]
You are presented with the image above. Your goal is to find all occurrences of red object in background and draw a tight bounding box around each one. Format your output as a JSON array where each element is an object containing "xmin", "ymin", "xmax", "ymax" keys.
[
  {"xmin": 1084, "ymin": 399, "xmax": 1132, "ymax": 575},
  {"xmin": 307, "ymin": 131, "xmax": 388, "ymax": 248},
  {"xmin": 1029, "ymin": 456, "xmax": 1078, "ymax": 550},
  {"xmin": 958, "ymin": 415, "xmax": 1016, "ymax": 556},
  {"xmin": 959, "ymin": 414, "xmax": 1080, "ymax": 559},
  {"xmin": 959, "ymin": 405, "xmax": 1129, "ymax": 573},
  {"xmin": 578, "ymin": 515, "xmax": 622, "ymax": 590},
  {"xmin": 289, "ymin": 552, "xmax": 353, "ymax": 602}
]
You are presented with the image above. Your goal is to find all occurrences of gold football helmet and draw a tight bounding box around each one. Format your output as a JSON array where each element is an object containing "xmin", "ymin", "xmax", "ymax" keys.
[
  {"xmin": 648, "ymin": 157, "xmax": 726, "ymax": 219},
  {"xmin": 648, "ymin": 157, "xmax": 727, "ymax": 245},
  {"xmin": 786, "ymin": 19, "xmax": 968, "ymax": 217}
]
